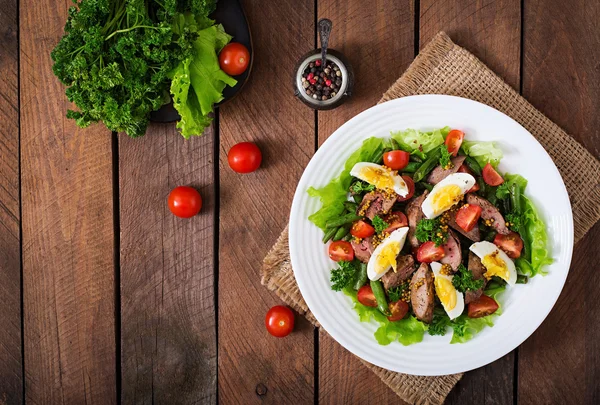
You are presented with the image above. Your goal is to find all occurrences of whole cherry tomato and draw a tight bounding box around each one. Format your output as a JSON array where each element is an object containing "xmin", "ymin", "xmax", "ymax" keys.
[
  {"xmin": 219, "ymin": 43, "xmax": 250, "ymax": 76},
  {"xmin": 168, "ymin": 186, "xmax": 202, "ymax": 218},
  {"xmin": 228, "ymin": 142, "xmax": 262, "ymax": 173},
  {"xmin": 265, "ymin": 305, "xmax": 295, "ymax": 337}
]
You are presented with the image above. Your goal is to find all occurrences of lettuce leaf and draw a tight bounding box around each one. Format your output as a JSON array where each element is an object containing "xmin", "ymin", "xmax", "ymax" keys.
[
  {"xmin": 450, "ymin": 315, "xmax": 495, "ymax": 344},
  {"xmin": 170, "ymin": 21, "xmax": 237, "ymax": 138},
  {"xmin": 344, "ymin": 288, "xmax": 426, "ymax": 346},
  {"xmin": 462, "ymin": 140, "xmax": 503, "ymax": 168},
  {"xmin": 308, "ymin": 137, "xmax": 384, "ymax": 230},
  {"xmin": 391, "ymin": 127, "xmax": 449, "ymax": 153}
]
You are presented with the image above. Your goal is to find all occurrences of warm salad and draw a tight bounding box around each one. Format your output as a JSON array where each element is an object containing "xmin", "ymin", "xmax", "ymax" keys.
[{"xmin": 308, "ymin": 127, "xmax": 552, "ymax": 345}]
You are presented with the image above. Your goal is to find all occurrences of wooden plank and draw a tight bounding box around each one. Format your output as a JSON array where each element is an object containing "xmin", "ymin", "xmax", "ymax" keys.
[
  {"xmin": 119, "ymin": 125, "xmax": 216, "ymax": 404},
  {"xmin": 519, "ymin": 0, "xmax": 600, "ymax": 403},
  {"xmin": 20, "ymin": 0, "xmax": 117, "ymax": 403},
  {"xmin": 0, "ymin": 0, "xmax": 22, "ymax": 401},
  {"xmin": 420, "ymin": 0, "xmax": 521, "ymax": 90},
  {"xmin": 419, "ymin": 1, "xmax": 521, "ymax": 403},
  {"xmin": 217, "ymin": 0, "xmax": 315, "ymax": 402},
  {"xmin": 316, "ymin": 1, "xmax": 414, "ymax": 403}
]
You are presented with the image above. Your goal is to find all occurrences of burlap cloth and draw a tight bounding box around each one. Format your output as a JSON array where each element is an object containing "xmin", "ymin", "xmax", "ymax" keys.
[{"xmin": 261, "ymin": 32, "xmax": 600, "ymax": 405}]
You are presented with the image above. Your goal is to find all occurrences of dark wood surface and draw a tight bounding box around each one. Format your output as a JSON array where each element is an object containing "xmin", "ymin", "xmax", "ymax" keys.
[{"xmin": 1, "ymin": 0, "xmax": 599, "ymax": 403}]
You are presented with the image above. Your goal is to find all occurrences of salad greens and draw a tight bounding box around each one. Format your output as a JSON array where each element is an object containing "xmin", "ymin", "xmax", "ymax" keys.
[
  {"xmin": 390, "ymin": 127, "xmax": 450, "ymax": 154},
  {"xmin": 452, "ymin": 264, "xmax": 485, "ymax": 293},
  {"xmin": 372, "ymin": 216, "xmax": 389, "ymax": 234},
  {"xmin": 51, "ymin": 0, "xmax": 235, "ymax": 138},
  {"xmin": 461, "ymin": 140, "xmax": 503, "ymax": 168}
]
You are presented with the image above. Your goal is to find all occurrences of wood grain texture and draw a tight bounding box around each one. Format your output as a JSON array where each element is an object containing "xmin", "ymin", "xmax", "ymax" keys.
[
  {"xmin": 119, "ymin": 125, "xmax": 216, "ymax": 404},
  {"xmin": 519, "ymin": 0, "xmax": 600, "ymax": 403},
  {"xmin": 419, "ymin": 1, "xmax": 520, "ymax": 403},
  {"xmin": 420, "ymin": 0, "xmax": 521, "ymax": 90},
  {"xmin": 0, "ymin": 0, "xmax": 22, "ymax": 402},
  {"xmin": 217, "ymin": 0, "xmax": 315, "ymax": 403},
  {"xmin": 316, "ymin": 1, "xmax": 414, "ymax": 403},
  {"xmin": 20, "ymin": 0, "xmax": 116, "ymax": 403}
]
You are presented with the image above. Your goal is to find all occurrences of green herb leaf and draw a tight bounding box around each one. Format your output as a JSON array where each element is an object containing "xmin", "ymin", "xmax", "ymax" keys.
[
  {"xmin": 428, "ymin": 310, "xmax": 451, "ymax": 336},
  {"xmin": 496, "ymin": 183, "xmax": 510, "ymax": 200},
  {"xmin": 372, "ymin": 215, "xmax": 390, "ymax": 234},
  {"xmin": 415, "ymin": 218, "xmax": 448, "ymax": 246},
  {"xmin": 387, "ymin": 283, "xmax": 407, "ymax": 302},
  {"xmin": 452, "ymin": 264, "xmax": 485, "ymax": 293},
  {"xmin": 330, "ymin": 261, "xmax": 358, "ymax": 291},
  {"xmin": 505, "ymin": 212, "xmax": 523, "ymax": 232},
  {"xmin": 438, "ymin": 145, "xmax": 454, "ymax": 169},
  {"xmin": 350, "ymin": 181, "xmax": 375, "ymax": 194}
]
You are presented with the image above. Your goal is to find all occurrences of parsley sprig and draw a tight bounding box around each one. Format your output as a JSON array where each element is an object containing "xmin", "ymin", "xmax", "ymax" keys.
[
  {"xmin": 495, "ymin": 183, "xmax": 511, "ymax": 199},
  {"xmin": 415, "ymin": 218, "xmax": 448, "ymax": 246},
  {"xmin": 438, "ymin": 145, "xmax": 454, "ymax": 169},
  {"xmin": 372, "ymin": 215, "xmax": 390, "ymax": 234},
  {"xmin": 452, "ymin": 264, "xmax": 485, "ymax": 293},
  {"xmin": 428, "ymin": 311, "xmax": 451, "ymax": 336},
  {"xmin": 350, "ymin": 181, "xmax": 375, "ymax": 194},
  {"xmin": 330, "ymin": 261, "xmax": 359, "ymax": 291},
  {"xmin": 387, "ymin": 283, "xmax": 408, "ymax": 302}
]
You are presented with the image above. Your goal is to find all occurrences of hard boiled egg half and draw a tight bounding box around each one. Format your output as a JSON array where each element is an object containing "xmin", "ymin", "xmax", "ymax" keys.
[
  {"xmin": 350, "ymin": 162, "xmax": 409, "ymax": 197},
  {"xmin": 422, "ymin": 173, "xmax": 476, "ymax": 219},
  {"xmin": 367, "ymin": 227, "xmax": 409, "ymax": 281},
  {"xmin": 470, "ymin": 241, "xmax": 517, "ymax": 286},
  {"xmin": 431, "ymin": 262, "xmax": 464, "ymax": 320}
]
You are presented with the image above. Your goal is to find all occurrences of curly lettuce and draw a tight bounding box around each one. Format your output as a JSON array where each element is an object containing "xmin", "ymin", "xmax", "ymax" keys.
[
  {"xmin": 307, "ymin": 137, "xmax": 384, "ymax": 230},
  {"xmin": 391, "ymin": 127, "xmax": 450, "ymax": 154},
  {"xmin": 461, "ymin": 140, "xmax": 503, "ymax": 168}
]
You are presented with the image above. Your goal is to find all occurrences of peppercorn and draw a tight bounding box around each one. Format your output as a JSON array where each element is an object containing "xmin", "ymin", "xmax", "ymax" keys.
[{"xmin": 300, "ymin": 58, "xmax": 344, "ymax": 102}]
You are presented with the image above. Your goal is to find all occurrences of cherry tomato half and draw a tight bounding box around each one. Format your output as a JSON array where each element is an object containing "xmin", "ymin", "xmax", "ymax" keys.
[
  {"xmin": 387, "ymin": 300, "xmax": 409, "ymax": 321},
  {"xmin": 383, "ymin": 211, "xmax": 408, "ymax": 234},
  {"xmin": 219, "ymin": 43, "xmax": 250, "ymax": 76},
  {"xmin": 467, "ymin": 295, "xmax": 499, "ymax": 318},
  {"xmin": 265, "ymin": 305, "xmax": 295, "ymax": 337},
  {"xmin": 494, "ymin": 231, "xmax": 524, "ymax": 259},
  {"xmin": 350, "ymin": 220, "xmax": 375, "ymax": 238},
  {"xmin": 383, "ymin": 150, "xmax": 410, "ymax": 170},
  {"xmin": 455, "ymin": 203, "xmax": 482, "ymax": 232},
  {"xmin": 482, "ymin": 163, "xmax": 504, "ymax": 186},
  {"xmin": 396, "ymin": 175, "xmax": 415, "ymax": 202},
  {"xmin": 416, "ymin": 241, "xmax": 445, "ymax": 263},
  {"xmin": 328, "ymin": 240, "xmax": 355, "ymax": 262},
  {"xmin": 445, "ymin": 129, "xmax": 465, "ymax": 157},
  {"xmin": 457, "ymin": 164, "xmax": 473, "ymax": 174},
  {"xmin": 228, "ymin": 142, "xmax": 262, "ymax": 173},
  {"xmin": 357, "ymin": 285, "xmax": 377, "ymax": 307},
  {"xmin": 168, "ymin": 186, "xmax": 202, "ymax": 218}
]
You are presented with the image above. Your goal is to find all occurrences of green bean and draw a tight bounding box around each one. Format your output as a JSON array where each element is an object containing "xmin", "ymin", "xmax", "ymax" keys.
[
  {"xmin": 343, "ymin": 233, "xmax": 353, "ymax": 241},
  {"xmin": 510, "ymin": 182, "xmax": 522, "ymax": 214},
  {"xmin": 322, "ymin": 227, "xmax": 338, "ymax": 243},
  {"xmin": 476, "ymin": 177, "xmax": 486, "ymax": 194},
  {"xmin": 501, "ymin": 197, "xmax": 511, "ymax": 216},
  {"xmin": 333, "ymin": 224, "xmax": 351, "ymax": 241},
  {"xmin": 326, "ymin": 213, "xmax": 362, "ymax": 229},
  {"xmin": 343, "ymin": 201, "xmax": 358, "ymax": 213},
  {"xmin": 464, "ymin": 156, "xmax": 482, "ymax": 175},
  {"xmin": 354, "ymin": 263, "xmax": 368, "ymax": 290},
  {"xmin": 390, "ymin": 139, "xmax": 401, "ymax": 150},
  {"xmin": 483, "ymin": 230, "xmax": 496, "ymax": 242},
  {"xmin": 411, "ymin": 150, "xmax": 427, "ymax": 161},
  {"xmin": 353, "ymin": 194, "xmax": 363, "ymax": 204},
  {"xmin": 372, "ymin": 150, "xmax": 384, "ymax": 164},
  {"xmin": 516, "ymin": 274, "xmax": 528, "ymax": 284},
  {"xmin": 402, "ymin": 162, "xmax": 421, "ymax": 173},
  {"xmin": 418, "ymin": 182, "xmax": 434, "ymax": 192},
  {"xmin": 370, "ymin": 280, "xmax": 392, "ymax": 316},
  {"xmin": 413, "ymin": 148, "xmax": 441, "ymax": 182}
]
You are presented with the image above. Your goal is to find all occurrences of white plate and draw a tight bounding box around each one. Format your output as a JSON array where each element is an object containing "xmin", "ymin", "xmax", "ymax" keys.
[{"xmin": 289, "ymin": 95, "xmax": 574, "ymax": 376}]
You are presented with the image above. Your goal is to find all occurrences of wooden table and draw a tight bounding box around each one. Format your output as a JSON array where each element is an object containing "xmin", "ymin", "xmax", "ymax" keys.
[{"xmin": 1, "ymin": 0, "xmax": 598, "ymax": 403}]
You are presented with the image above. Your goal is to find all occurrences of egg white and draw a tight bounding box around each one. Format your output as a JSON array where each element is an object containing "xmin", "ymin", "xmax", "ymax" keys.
[
  {"xmin": 421, "ymin": 173, "xmax": 476, "ymax": 219},
  {"xmin": 367, "ymin": 227, "xmax": 409, "ymax": 281},
  {"xmin": 350, "ymin": 162, "xmax": 409, "ymax": 197},
  {"xmin": 431, "ymin": 262, "xmax": 465, "ymax": 320},
  {"xmin": 470, "ymin": 241, "xmax": 517, "ymax": 286}
]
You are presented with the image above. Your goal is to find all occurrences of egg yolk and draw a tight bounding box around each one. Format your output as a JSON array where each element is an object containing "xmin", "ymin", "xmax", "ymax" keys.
[
  {"xmin": 482, "ymin": 251, "xmax": 509, "ymax": 281},
  {"xmin": 434, "ymin": 277, "xmax": 457, "ymax": 310},
  {"xmin": 431, "ymin": 184, "xmax": 463, "ymax": 215},
  {"xmin": 359, "ymin": 167, "xmax": 394, "ymax": 191},
  {"xmin": 375, "ymin": 241, "xmax": 400, "ymax": 274}
]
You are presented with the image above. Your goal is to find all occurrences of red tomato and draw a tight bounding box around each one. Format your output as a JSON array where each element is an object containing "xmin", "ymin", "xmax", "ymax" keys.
[
  {"xmin": 265, "ymin": 305, "xmax": 295, "ymax": 337},
  {"xmin": 416, "ymin": 241, "xmax": 445, "ymax": 263},
  {"xmin": 396, "ymin": 175, "xmax": 415, "ymax": 202},
  {"xmin": 468, "ymin": 182, "xmax": 480, "ymax": 193},
  {"xmin": 494, "ymin": 231, "xmax": 524, "ymax": 259},
  {"xmin": 445, "ymin": 129, "xmax": 465, "ymax": 157},
  {"xmin": 383, "ymin": 150, "xmax": 410, "ymax": 170},
  {"xmin": 219, "ymin": 43, "xmax": 250, "ymax": 76},
  {"xmin": 168, "ymin": 186, "xmax": 202, "ymax": 218},
  {"xmin": 387, "ymin": 300, "xmax": 409, "ymax": 321},
  {"xmin": 350, "ymin": 220, "xmax": 375, "ymax": 238},
  {"xmin": 228, "ymin": 142, "xmax": 262, "ymax": 173},
  {"xmin": 455, "ymin": 203, "xmax": 482, "ymax": 232},
  {"xmin": 482, "ymin": 163, "xmax": 504, "ymax": 186},
  {"xmin": 328, "ymin": 241, "xmax": 354, "ymax": 262},
  {"xmin": 457, "ymin": 164, "xmax": 472, "ymax": 174},
  {"xmin": 383, "ymin": 211, "xmax": 408, "ymax": 234},
  {"xmin": 357, "ymin": 285, "xmax": 377, "ymax": 307},
  {"xmin": 467, "ymin": 295, "xmax": 499, "ymax": 318}
]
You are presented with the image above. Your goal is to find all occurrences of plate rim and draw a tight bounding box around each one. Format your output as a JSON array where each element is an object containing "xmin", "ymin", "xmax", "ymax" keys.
[{"xmin": 289, "ymin": 94, "xmax": 574, "ymax": 376}]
